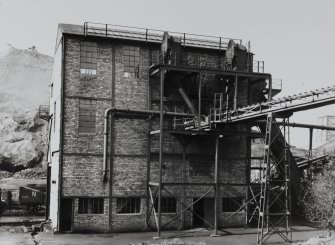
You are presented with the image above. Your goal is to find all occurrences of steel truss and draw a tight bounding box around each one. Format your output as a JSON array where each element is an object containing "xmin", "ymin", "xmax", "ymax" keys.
[
  {"xmin": 257, "ymin": 113, "xmax": 292, "ymax": 244},
  {"xmin": 146, "ymin": 184, "xmax": 216, "ymax": 231}
]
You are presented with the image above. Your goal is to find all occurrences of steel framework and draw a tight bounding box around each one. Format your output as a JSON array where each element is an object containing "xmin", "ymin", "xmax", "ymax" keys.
[
  {"xmin": 86, "ymin": 23, "xmax": 335, "ymax": 243},
  {"xmin": 257, "ymin": 113, "xmax": 292, "ymax": 244}
]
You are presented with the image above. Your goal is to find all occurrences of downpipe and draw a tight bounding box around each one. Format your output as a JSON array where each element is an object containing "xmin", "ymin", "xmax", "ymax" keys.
[{"xmin": 102, "ymin": 107, "xmax": 193, "ymax": 182}]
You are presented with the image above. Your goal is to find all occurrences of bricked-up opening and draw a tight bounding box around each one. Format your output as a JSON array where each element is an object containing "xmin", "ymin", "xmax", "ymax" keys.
[
  {"xmin": 222, "ymin": 197, "xmax": 244, "ymax": 212},
  {"xmin": 80, "ymin": 41, "xmax": 97, "ymax": 75},
  {"xmin": 123, "ymin": 45, "xmax": 140, "ymax": 74},
  {"xmin": 154, "ymin": 197, "xmax": 177, "ymax": 213},
  {"xmin": 116, "ymin": 198, "xmax": 141, "ymax": 214},
  {"xmin": 78, "ymin": 198, "xmax": 104, "ymax": 214},
  {"xmin": 78, "ymin": 99, "xmax": 96, "ymax": 133}
]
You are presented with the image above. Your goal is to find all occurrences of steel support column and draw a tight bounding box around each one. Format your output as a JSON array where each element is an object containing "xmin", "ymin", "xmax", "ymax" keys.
[
  {"xmin": 268, "ymin": 77, "xmax": 272, "ymax": 101},
  {"xmin": 157, "ymin": 69, "xmax": 165, "ymax": 238},
  {"xmin": 309, "ymin": 128, "xmax": 313, "ymax": 159},
  {"xmin": 213, "ymin": 136, "xmax": 220, "ymax": 236},
  {"xmin": 198, "ymin": 73, "xmax": 202, "ymax": 130},
  {"xmin": 234, "ymin": 75, "xmax": 238, "ymax": 110}
]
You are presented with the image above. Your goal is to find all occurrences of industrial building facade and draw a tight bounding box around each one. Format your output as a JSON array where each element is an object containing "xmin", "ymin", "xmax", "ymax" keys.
[{"xmin": 48, "ymin": 23, "xmax": 273, "ymax": 233}]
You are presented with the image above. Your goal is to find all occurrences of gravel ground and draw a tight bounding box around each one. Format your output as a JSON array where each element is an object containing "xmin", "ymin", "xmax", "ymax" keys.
[{"xmin": 0, "ymin": 225, "xmax": 326, "ymax": 245}]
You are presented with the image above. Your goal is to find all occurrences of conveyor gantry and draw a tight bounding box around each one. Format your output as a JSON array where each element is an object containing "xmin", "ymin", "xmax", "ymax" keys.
[
  {"xmin": 177, "ymin": 85, "xmax": 335, "ymax": 130},
  {"xmin": 211, "ymin": 85, "xmax": 335, "ymax": 125}
]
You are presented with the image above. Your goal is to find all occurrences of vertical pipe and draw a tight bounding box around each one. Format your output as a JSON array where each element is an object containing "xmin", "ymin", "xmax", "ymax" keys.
[
  {"xmin": 309, "ymin": 128, "xmax": 313, "ymax": 159},
  {"xmin": 213, "ymin": 136, "xmax": 220, "ymax": 236},
  {"xmin": 225, "ymin": 79, "xmax": 229, "ymax": 121},
  {"xmin": 245, "ymin": 136, "xmax": 251, "ymax": 226},
  {"xmin": 219, "ymin": 37, "xmax": 222, "ymax": 51},
  {"xmin": 109, "ymin": 44, "xmax": 116, "ymax": 231},
  {"xmin": 146, "ymin": 131, "xmax": 152, "ymax": 228},
  {"xmin": 198, "ymin": 73, "xmax": 202, "ymax": 130},
  {"xmin": 157, "ymin": 69, "xmax": 165, "ymax": 237},
  {"xmin": 234, "ymin": 75, "xmax": 238, "ymax": 110},
  {"xmin": 181, "ymin": 140, "xmax": 187, "ymax": 228},
  {"xmin": 268, "ymin": 77, "xmax": 273, "ymax": 101}
]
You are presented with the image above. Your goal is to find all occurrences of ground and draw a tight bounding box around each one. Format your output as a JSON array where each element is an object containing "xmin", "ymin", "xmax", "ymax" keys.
[{"xmin": 0, "ymin": 226, "xmax": 327, "ymax": 245}]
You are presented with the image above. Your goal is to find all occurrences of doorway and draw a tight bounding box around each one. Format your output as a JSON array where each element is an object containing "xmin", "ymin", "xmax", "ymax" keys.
[
  {"xmin": 60, "ymin": 198, "xmax": 73, "ymax": 232},
  {"xmin": 192, "ymin": 198, "xmax": 214, "ymax": 227}
]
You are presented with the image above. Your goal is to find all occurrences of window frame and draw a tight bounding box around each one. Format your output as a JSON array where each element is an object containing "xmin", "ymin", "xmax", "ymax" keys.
[
  {"xmin": 78, "ymin": 99, "xmax": 97, "ymax": 134},
  {"xmin": 78, "ymin": 198, "xmax": 104, "ymax": 214},
  {"xmin": 116, "ymin": 198, "xmax": 141, "ymax": 215},
  {"xmin": 80, "ymin": 41, "xmax": 97, "ymax": 75},
  {"xmin": 154, "ymin": 197, "xmax": 177, "ymax": 214},
  {"xmin": 123, "ymin": 45, "xmax": 140, "ymax": 74}
]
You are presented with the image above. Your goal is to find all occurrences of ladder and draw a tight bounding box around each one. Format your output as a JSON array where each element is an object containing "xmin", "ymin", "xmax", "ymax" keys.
[{"xmin": 257, "ymin": 113, "xmax": 291, "ymax": 244}]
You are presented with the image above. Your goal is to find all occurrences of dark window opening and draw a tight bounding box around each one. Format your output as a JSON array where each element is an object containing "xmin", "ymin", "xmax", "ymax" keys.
[
  {"xmin": 79, "ymin": 99, "xmax": 96, "ymax": 133},
  {"xmin": 78, "ymin": 198, "xmax": 104, "ymax": 214},
  {"xmin": 222, "ymin": 197, "xmax": 244, "ymax": 212},
  {"xmin": 116, "ymin": 198, "xmax": 141, "ymax": 214},
  {"xmin": 123, "ymin": 45, "xmax": 140, "ymax": 74},
  {"xmin": 154, "ymin": 197, "xmax": 177, "ymax": 213},
  {"xmin": 80, "ymin": 41, "xmax": 97, "ymax": 75}
]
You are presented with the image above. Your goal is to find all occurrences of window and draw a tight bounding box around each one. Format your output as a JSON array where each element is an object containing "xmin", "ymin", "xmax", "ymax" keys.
[
  {"xmin": 116, "ymin": 198, "xmax": 141, "ymax": 214},
  {"xmin": 123, "ymin": 46, "xmax": 140, "ymax": 73},
  {"xmin": 80, "ymin": 41, "xmax": 97, "ymax": 75},
  {"xmin": 78, "ymin": 198, "xmax": 104, "ymax": 214},
  {"xmin": 79, "ymin": 99, "xmax": 96, "ymax": 133},
  {"xmin": 222, "ymin": 197, "xmax": 244, "ymax": 212},
  {"xmin": 154, "ymin": 198, "xmax": 177, "ymax": 213}
]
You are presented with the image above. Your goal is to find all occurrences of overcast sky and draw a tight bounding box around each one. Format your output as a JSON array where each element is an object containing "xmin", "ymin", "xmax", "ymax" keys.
[{"xmin": 0, "ymin": 0, "xmax": 335, "ymax": 148}]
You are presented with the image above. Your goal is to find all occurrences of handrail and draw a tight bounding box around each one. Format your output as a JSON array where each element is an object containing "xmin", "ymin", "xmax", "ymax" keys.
[
  {"xmin": 83, "ymin": 22, "xmax": 243, "ymax": 50},
  {"xmin": 149, "ymin": 51, "xmax": 263, "ymax": 73}
]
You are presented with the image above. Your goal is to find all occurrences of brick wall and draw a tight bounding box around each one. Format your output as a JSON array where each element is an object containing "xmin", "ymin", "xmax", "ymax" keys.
[{"xmin": 60, "ymin": 34, "xmax": 251, "ymax": 232}]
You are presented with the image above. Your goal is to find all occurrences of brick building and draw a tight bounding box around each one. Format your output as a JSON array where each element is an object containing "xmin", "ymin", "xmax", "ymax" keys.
[{"xmin": 48, "ymin": 22, "xmax": 274, "ymax": 233}]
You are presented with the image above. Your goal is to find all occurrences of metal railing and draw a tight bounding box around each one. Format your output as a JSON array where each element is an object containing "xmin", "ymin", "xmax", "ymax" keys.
[
  {"xmin": 270, "ymin": 79, "xmax": 282, "ymax": 91},
  {"xmin": 83, "ymin": 22, "xmax": 242, "ymax": 50},
  {"xmin": 150, "ymin": 51, "xmax": 264, "ymax": 73}
]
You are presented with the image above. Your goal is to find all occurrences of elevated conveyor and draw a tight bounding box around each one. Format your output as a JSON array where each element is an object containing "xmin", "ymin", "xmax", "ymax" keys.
[{"xmin": 210, "ymin": 85, "xmax": 335, "ymax": 125}]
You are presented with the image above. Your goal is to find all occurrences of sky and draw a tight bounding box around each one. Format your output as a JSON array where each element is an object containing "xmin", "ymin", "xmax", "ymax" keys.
[{"xmin": 0, "ymin": 0, "xmax": 335, "ymax": 148}]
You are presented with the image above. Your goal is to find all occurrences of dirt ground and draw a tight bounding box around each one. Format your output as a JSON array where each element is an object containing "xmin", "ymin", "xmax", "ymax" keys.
[{"xmin": 0, "ymin": 225, "xmax": 327, "ymax": 245}]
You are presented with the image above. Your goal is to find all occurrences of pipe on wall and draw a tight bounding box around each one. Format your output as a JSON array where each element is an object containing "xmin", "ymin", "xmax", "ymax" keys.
[{"xmin": 102, "ymin": 107, "xmax": 194, "ymax": 182}]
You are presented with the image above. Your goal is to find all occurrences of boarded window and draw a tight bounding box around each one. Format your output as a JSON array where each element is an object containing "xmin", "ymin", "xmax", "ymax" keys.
[
  {"xmin": 78, "ymin": 198, "xmax": 104, "ymax": 214},
  {"xmin": 116, "ymin": 198, "xmax": 141, "ymax": 214},
  {"xmin": 222, "ymin": 197, "xmax": 244, "ymax": 212},
  {"xmin": 154, "ymin": 197, "xmax": 177, "ymax": 213},
  {"xmin": 79, "ymin": 99, "xmax": 96, "ymax": 133},
  {"xmin": 123, "ymin": 46, "xmax": 140, "ymax": 73},
  {"xmin": 80, "ymin": 41, "xmax": 97, "ymax": 75}
]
